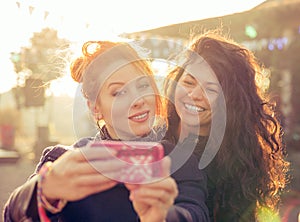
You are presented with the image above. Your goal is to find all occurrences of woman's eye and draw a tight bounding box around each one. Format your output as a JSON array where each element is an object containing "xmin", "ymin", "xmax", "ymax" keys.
[
  {"xmin": 181, "ymin": 79, "xmax": 196, "ymax": 87},
  {"xmin": 112, "ymin": 89, "xmax": 127, "ymax": 97},
  {"xmin": 206, "ymin": 87, "xmax": 219, "ymax": 94},
  {"xmin": 139, "ymin": 83, "xmax": 150, "ymax": 89}
]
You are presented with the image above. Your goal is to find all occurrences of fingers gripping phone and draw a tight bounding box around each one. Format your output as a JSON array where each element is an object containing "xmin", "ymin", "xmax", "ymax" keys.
[{"xmin": 89, "ymin": 140, "xmax": 164, "ymax": 183}]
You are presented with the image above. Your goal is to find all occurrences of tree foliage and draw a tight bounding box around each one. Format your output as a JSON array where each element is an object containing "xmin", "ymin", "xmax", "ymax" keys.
[{"xmin": 11, "ymin": 27, "xmax": 70, "ymax": 83}]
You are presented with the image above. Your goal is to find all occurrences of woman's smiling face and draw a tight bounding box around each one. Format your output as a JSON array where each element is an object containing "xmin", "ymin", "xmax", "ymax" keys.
[
  {"xmin": 175, "ymin": 59, "xmax": 220, "ymax": 136},
  {"xmin": 95, "ymin": 63, "xmax": 157, "ymax": 140}
]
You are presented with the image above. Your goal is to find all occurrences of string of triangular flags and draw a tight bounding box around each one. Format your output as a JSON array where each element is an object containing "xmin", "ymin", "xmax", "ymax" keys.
[
  {"xmin": 15, "ymin": 1, "xmax": 51, "ymax": 21},
  {"xmin": 14, "ymin": 1, "xmax": 87, "ymax": 28}
]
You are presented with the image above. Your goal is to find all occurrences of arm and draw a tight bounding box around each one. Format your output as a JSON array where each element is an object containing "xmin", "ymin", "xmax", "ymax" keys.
[
  {"xmin": 125, "ymin": 157, "xmax": 178, "ymax": 222},
  {"xmin": 3, "ymin": 137, "xmax": 96, "ymax": 222},
  {"xmin": 3, "ymin": 175, "xmax": 39, "ymax": 222},
  {"xmin": 125, "ymin": 160, "xmax": 209, "ymax": 222},
  {"xmin": 167, "ymin": 178, "xmax": 209, "ymax": 222},
  {"xmin": 3, "ymin": 146, "xmax": 67, "ymax": 222},
  {"xmin": 3, "ymin": 141, "xmax": 125, "ymax": 222},
  {"xmin": 125, "ymin": 143, "xmax": 210, "ymax": 222},
  {"xmin": 164, "ymin": 139, "xmax": 210, "ymax": 222}
]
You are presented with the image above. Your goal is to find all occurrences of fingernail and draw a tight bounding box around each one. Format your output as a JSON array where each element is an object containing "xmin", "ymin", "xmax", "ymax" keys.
[{"xmin": 129, "ymin": 193, "xmax": 134, "ymax": 200}]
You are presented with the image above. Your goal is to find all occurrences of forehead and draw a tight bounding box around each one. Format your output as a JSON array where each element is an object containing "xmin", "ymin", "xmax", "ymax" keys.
[
  {"xmin": 104, "ymin": 62, "xmax": 147, "ymax": 83},
  {"xmin": 183, "ymin": 58, "xmax": 218, "ymax": 84}
]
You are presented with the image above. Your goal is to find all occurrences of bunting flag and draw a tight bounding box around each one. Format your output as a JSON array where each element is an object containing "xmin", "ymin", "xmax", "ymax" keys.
[
  {"xmin": 28, "ymin": 5, "xmax": 34, "ymax": 15},
  {"xmin": 44, "ymin": 11, "xmax": 49, "ymax": 21},
  {"xmin": 15, "ymin": 1, "xmax": 91, "ymax": 30}
]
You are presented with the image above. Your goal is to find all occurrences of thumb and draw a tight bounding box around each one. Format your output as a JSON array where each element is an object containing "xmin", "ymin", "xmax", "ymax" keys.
[{"xmin": 161, "ymin": 156, "xmax": 171, "ymax": 177}]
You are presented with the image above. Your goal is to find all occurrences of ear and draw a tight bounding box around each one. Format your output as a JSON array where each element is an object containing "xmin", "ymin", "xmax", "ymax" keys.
[{"xmin": 87, "ymin": 100, "xmax": 103, "ymax": 120}]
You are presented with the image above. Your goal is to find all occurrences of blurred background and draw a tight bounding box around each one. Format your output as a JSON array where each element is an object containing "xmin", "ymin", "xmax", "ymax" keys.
[{"xmin": 1, "ymin": 0, "xmax": 299, "ymax": 221}]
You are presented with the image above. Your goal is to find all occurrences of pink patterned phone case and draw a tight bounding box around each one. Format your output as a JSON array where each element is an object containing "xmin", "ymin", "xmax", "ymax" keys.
[{"xmin": 90, "ymin": 140, "xmax": 164, "ymax": 183}]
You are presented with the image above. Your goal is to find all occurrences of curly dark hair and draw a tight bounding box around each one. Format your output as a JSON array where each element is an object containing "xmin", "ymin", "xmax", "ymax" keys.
[{"xmin": 164, "ymin": 30, "xmax": 290, "ymax": 221}]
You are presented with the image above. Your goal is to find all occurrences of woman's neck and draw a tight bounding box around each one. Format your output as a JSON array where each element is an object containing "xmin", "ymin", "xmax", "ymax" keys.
[
  {"xmin": 100, "ymin": 124, "xmax": 157, "ymax": 141},
  {"xmin": 177, "ymin": 122, "xmax": 210, "ymax": 143}
]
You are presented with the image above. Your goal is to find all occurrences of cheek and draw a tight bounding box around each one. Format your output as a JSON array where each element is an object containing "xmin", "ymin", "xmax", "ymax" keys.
[
  {"xmin": 205, "ymin": 95, "xmax": 219, "ymax": 111},
  {"xmin": 174, "ymin": 90, "xmax": 184, "ymax": 116},
  {"xmin": 175, "ymin": 84, "xmax": 188, "ymax": 99},
  {"xmin": 174, "ymin": 86, "xmax": 186, "ymax": 105},
  {"xmin": 205, "ymin": 92, "xmax": 217, "ymax": 103},
  {"xmin": 103, "ymin": 98, "xmax": 125, "ymax": 120},
  {"xmin": 147, "ymin": 96, "xmax": 157, "ymax": 112},
  {"xmin": 111, "ymin": 100, "xmax": 129, "ymax": 117}
]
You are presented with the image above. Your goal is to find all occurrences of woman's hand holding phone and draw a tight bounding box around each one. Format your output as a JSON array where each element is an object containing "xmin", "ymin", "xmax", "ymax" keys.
[
  {"xmin": 89, "ymin": 140, "xmax": 165, "ymax": 184},
  {"xmin": 86, "ymin": 140, "xmax": 178, "ymax": 221},
  {"xmin": 125, "ymin": 156, "xmax": 179, "ymax": 222},
  {"xmin": 41, "ymin": 146, "xmax": 125, "ymax": 202}
]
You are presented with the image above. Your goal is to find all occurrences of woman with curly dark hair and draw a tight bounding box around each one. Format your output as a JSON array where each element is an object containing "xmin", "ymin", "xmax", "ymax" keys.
[{"xmin": 164, "ymin": 30, "xmax": 290, "ymax": 221}]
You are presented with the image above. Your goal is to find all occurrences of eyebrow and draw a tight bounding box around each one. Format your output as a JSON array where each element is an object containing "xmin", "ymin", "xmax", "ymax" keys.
[
  {"xmin": 185, "ymin": 73, "xmax": 219, "ymax": 87},
  {"xmin": 183, "ymin": 73, "xmax": 196, "ymax": 80},
  {"xmin": 136, "ymin": 76, "xmax": 149, "ymax": 83},
  {"xmin": 107, "ymin": 82, "xmax": 124, "ymax": 89},
  {"xmin": 206, "ymin": 82, "xmax": 219, "ymax": 87},
  {"xmin": 107, "ymin": 76, "xmax": 148, "ymax": 89}
]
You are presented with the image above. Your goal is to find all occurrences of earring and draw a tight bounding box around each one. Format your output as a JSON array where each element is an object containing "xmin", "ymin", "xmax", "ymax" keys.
[
  {"xmin": 96, "ymin": 119, "xmax": 101, "ymax": 129},
  {"xmin": 93, "ymin": 111, "xmax": 100, "ymax": 120}
]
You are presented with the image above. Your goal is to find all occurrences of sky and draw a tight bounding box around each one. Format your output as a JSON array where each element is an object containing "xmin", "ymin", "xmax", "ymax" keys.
[{"xmin": 0, "ymin": 0, "xmax": 266, "ymax": 95}]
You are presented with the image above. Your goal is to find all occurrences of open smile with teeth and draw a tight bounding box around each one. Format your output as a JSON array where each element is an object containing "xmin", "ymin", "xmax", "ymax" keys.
[
  {"xmin": 133, "ymin": 113, "xmax": 147, "ymax": 119},
  {"xmin": 130, "ymin": 112, "xmax": 148, "ymax": 120},
  {"xmin": 184, "ymin": 103, "xmax": 205, "ymax": 113}
]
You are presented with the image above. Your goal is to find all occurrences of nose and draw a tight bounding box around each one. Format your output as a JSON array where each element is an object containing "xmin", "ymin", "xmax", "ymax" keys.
[
  {"xmin": 131, "ymin": 90, "xmax": 145, "ymax": 108},
  {"xmin": 130, "ymin": 84, "xmax": 149, "ymax": 108},
  {"xmin": 188, "ymin": 85, "xmax": 205, "ymax": 100},
  {"xmin": 132, "ymin": 96, "xmax": 145, "ymax": 108}
]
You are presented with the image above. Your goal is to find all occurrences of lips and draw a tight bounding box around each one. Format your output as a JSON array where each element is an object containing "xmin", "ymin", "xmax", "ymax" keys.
[{"xmin": 129, "ymin": 111, "xmax": 149, "ymax": 122}]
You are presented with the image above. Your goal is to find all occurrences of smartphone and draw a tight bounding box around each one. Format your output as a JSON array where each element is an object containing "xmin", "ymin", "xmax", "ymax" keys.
[{"xmin": 89, "ymin": 140, "xmax": 164, "ymax": 183}]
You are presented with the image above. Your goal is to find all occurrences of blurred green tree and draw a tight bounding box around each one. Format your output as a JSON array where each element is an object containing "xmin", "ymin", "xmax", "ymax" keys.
[
  {"xmin": 10, "ymin": 28, "xmax": 71, "ymax": 108},
  {"xmin": 12, "ymin": 27, "xmax": 70, "ymax": 82}
]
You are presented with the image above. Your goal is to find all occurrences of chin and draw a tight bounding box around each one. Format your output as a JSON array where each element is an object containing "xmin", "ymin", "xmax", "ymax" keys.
[
  {"xmin": 182, "ymin": 118, "xmax": 201, "ymax": 128},
  {"xmin": 181, "ymin": 115, "xmax": 200, "ymax": 125},
  {"xmin": 133, "ymin": 127, "xmax": 151, "ymax": 137}
]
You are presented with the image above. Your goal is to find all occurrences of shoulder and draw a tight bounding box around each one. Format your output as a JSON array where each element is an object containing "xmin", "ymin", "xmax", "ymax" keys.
[
  {"xmin": 72, "ymin": 137, "xmax": 95, "ymax": 148},
  {"xmin": 160, "ymin": 139, "xmax": 175, "ymax": 155},
  {"xmin": 44, "ymin": 137, "xmax": 95, "ymax": 158},
  {"xmin": 34, "ymin": 137, "xmax": 95, "ymax": 173},
  {"xmin": 163, "ymin": 138, "xmax": 207, "ymax": 181}
]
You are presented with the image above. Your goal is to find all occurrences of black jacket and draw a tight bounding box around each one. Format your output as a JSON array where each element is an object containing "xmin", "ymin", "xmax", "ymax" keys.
[{"xmin": 3, "ymin": 131, "xmax": 209, "ymax": 222}]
